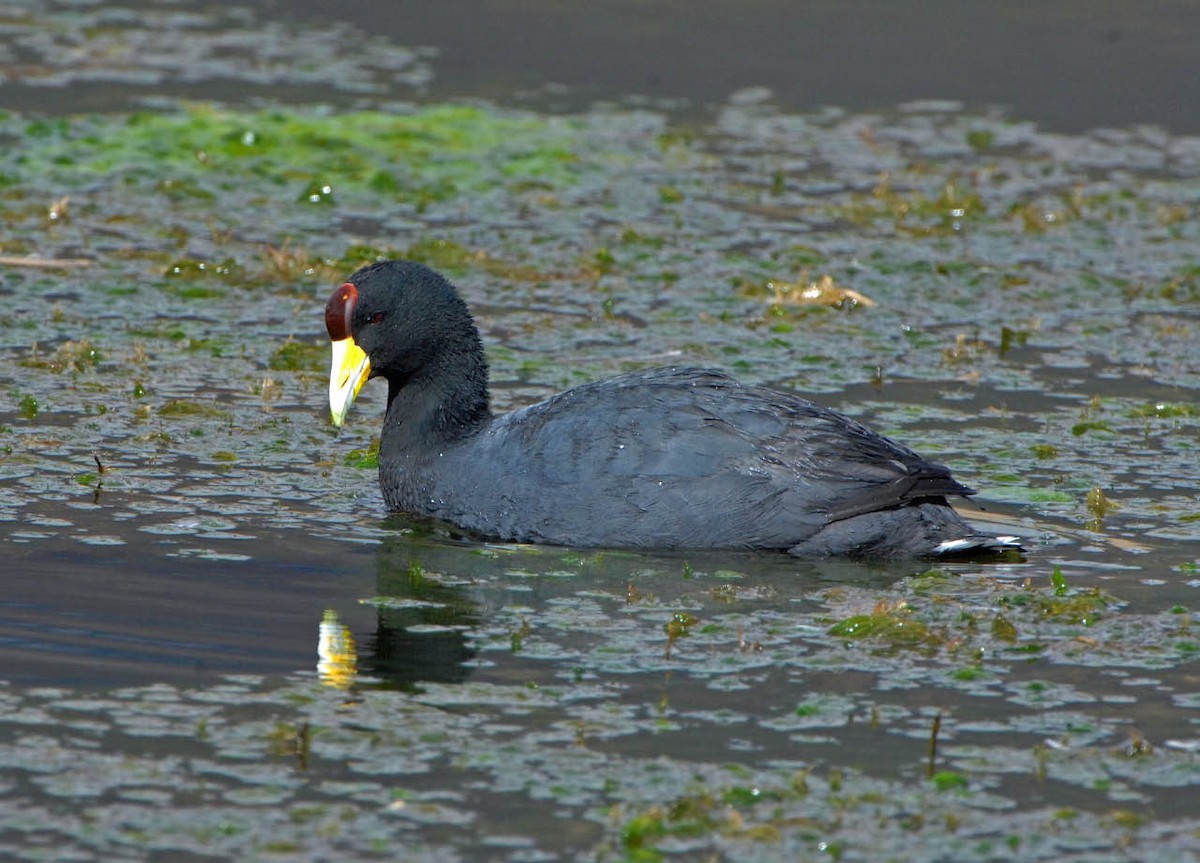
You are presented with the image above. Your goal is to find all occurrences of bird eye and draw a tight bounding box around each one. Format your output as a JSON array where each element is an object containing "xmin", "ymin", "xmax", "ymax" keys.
[{"xmin": 366, "ymin": 312, "xmax": 385, "ymax": 325}]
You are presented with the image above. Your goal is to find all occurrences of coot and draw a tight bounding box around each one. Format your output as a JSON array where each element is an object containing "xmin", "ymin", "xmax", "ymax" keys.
[{"xmin": 325, "ymin": 260, "xmax": 1020, "ymax": 558}]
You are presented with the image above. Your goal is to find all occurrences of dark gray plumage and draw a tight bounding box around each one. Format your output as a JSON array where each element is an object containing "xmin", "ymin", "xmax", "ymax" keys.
[{"xmin": 327, "ymin": 260, "xmax": 1020, "ymax": 558}]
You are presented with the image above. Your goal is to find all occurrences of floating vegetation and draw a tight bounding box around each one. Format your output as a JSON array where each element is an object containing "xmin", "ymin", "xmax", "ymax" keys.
[
  {"xmin": 998, "ymin": 325, "xmax": 1029, "ymax": 357},
  {"xmin": 157, "ymin": 399, "xmax": 232, "ymax": 420},
  {"xmin": 996, "ymin": 585, "xmax": 1111, "ymax": 626},
  {"xmin": 767, "ymin": 273, "xmax": 876, "ymax": 311},
  {"xmin": 828, "ymin": 603, "xmax": 936, "ymax": 647},
  {"xmin": 1129, "ymin": 402, "xmax": 1199, "ymax": 419},
  {"xmin": 6, "ymin": 104, "xmax": 581, "ymax": 208},
  {"xmin": 1071, "ymin": 420, "xmax": 1113, "ymax": 436},
  {"xmin": 1086, "ymin": 487, "xmax": 1119, "ymax": 520},
  {"xmin": 21, "ymin": 339, "xmax": 101, "ymax": 373},
  {"xmin": 832, "ymin": 171, "xmax": 986, "ymax": 237},
  {"xmin": 268, "ymin": 339, "xmax": 326, "ymax": 372},
  {"xmin": 342, "ymin": 437, "xmax": 380, "ymax": 469}
]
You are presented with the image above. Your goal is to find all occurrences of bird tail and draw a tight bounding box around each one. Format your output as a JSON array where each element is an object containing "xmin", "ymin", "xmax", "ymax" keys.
[
  {"xmin": 933, "ymin": 534, "xmax": 1023, "ymax": 556},
  {"xmin": 789, "ymin": 502, "xmax": 1024, "ymax": 558}
]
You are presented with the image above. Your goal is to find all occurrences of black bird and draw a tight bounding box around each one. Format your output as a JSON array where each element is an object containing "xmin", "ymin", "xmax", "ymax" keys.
[{"xmin": 325, "ymin": 260, "xmax": 1020, "ymax": 558}]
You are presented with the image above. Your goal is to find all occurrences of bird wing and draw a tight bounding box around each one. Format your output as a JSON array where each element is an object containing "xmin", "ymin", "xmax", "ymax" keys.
[{"xmin": 464, "ymin": 367, "xmax": 971, "ymax": 549}]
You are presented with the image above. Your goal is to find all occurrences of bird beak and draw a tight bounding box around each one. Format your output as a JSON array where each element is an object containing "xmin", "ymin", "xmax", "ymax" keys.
[{"xmin": 328, "ymin": 336, "xmax": 370, "ymax": 427}]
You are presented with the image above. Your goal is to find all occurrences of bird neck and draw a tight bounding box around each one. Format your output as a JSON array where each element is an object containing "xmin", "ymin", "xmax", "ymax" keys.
[{"xmin": 382, "ymin": 343, "xmax": 492, "ymax": 451}]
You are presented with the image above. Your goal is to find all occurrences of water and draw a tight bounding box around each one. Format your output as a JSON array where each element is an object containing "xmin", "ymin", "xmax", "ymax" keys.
[{"xmin": 2, "ymin": 2, "xmax": 1199, "ymax": 860}]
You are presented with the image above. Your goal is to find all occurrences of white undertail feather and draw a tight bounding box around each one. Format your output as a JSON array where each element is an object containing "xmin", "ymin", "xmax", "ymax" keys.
[{"xmin": 934, "ymin": 535, "xmax": 1022, "ymax": 555}]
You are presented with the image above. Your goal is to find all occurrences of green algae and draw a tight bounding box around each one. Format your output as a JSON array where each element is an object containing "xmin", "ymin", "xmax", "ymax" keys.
[
  {"xmin": 157, "ymin": 399, "xmax": 232, "ymax": 420},
  {"xmin": 343, "ymin": 438, "xmax": 380, "ymax": 469},
  {"xmin": 16, "ymin": 393, "xmax": 37, "ymax": 419},
  {"xmin": 965, "ymin": 129, "xmax": 995, "ymax": 150},
  {"xmin": 6, "ymin": 105, "xmax": 580, "ymax": 205},
  {"xmin": 1129, "ymin": 402, "xmax": 1198, "ymax": 419},
  {"xmin": 828, "ymin": 610, "xmax": 935, "ymax": 646},
  {"xmin": 996, "ymin": 587, "xmax": 1111, "ymax": 626},
  {"xmin": 268, "ymin": 339, "xmax": 326, "ymax": 373},
  {"xmin": 931, "ymin": 770, "xmax": 969, "ymax": 792},
  {"xmin": 1071, "ymin": 420, "xmax": 1113, "ymax": 436}
]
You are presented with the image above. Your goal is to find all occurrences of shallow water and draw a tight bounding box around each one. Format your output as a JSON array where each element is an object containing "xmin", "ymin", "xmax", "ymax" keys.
[{"xmin": 2, "ymin": 2, "xmax": 1200, "ymax": 861}]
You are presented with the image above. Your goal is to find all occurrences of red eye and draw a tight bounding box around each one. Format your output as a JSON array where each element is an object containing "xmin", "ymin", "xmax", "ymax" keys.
[{"xmin": 366, "ymin": 312, "xmax": 385, "ymax": 325}]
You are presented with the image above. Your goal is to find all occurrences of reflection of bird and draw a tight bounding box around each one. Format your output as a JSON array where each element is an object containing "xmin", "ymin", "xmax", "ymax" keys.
[
  {"xmin": 366, "ymin": 540, "xmax": 481, "ymax": 688},
  {"xmin": 325, "ymin": 260, "xmax": 1020, "ymax": 558}
]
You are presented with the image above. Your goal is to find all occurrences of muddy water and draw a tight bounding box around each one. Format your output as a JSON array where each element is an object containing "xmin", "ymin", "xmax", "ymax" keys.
[{"xmin": 2, "ymin": 2, "xmax": 1200, "ymax": 861}]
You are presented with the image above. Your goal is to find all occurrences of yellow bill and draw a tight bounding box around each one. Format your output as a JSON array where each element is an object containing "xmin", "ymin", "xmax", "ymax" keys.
[{"xmin": 329, "ymin": 336, "xmax": 370, "ymax": 427}]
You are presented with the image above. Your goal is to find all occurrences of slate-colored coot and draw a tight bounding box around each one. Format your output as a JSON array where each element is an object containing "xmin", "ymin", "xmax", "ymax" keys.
[{"xmin": 325, "ymin": 260, "xmax": 1020, "ymax": 558}]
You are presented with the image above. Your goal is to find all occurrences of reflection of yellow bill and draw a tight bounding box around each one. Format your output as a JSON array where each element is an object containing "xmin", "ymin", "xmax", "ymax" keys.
[
  {"xmin": 328, "ymin": 337, "xmax": 370, "ymax": 427},
  {"xmin": 318, "ymin": 609, "xmax": 357, "ymax": 689}
]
